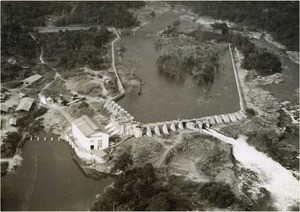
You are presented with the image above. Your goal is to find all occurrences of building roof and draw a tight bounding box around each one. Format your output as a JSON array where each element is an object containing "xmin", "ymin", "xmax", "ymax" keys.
[
  {"xmin": 16, "ymin": 97, "xmax": 35, "ymax": 111},
  {"xmin": 8, "ymin": 118, "xmax": 17, "ymax": 126},
  {"xmin": 73, "ymin": 115, "xmax": 107, "ymax": 137},
  {"xmin": 93, "ymin": 149, "xmax": 107, "ymax": 158},
  {"xmin": 0, "ymin": 104, "xmax": 9, "ymax": 112},
  {"xmin": 22, "ymin": 74, "xmax": 43, "ymax": 84}
]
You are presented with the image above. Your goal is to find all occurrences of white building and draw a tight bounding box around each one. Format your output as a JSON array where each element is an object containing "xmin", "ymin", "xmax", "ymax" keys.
[{"xmin": 72, "ymin": 115, "xmax": 109, "ymax": 151}]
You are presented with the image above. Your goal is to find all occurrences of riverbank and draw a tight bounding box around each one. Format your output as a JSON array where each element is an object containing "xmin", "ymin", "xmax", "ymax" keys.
[{"xmin": 220, "ymin": 48, "xmax": 299, "ymax": 172}]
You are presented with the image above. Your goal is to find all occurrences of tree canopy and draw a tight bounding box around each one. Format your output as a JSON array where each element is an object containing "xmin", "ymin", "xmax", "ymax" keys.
[{"xmin": 185, "ymin": 1, "xmax": 299, "ymax": 51}]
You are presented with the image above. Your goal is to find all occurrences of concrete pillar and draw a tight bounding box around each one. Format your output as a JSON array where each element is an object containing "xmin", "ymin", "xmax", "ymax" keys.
[
  {"xmin": 178, "ymin": 122, "xmax": 184, "ymax": 130},
  {"xmin": 205, "ymin": 120, "xmax": 210, "ymax": 128},
  {"xmin": 162, "ymin": 124, "xmax": 169, "ymax": 134},
  {"xmin": 207, "ymin": 116, "xmax": 216, "ymax": 124},
  {"xmin": 221, "ymin": 114, "xmax": 230, "ymax": 123},
  {"xmin": 118, "ymin": 125, "xmax": 125, "ymax": 135},
  {"xmin": 196, "ymin": 121, "xmax": 203, "ymax": 129},
  {"xmin": 235, "ymin": 112, "xmax": 243, "ymax": 120},
  {"xmin": 228, "ymin": 113, "xmax": 238, "ymax": 122},
  {"xmin": 214, "ymin": 116, "xmax": 223, "ymax": 124},
  {"xmin": 186, "ymin": 122, "xmax": 196, "ymax": 130},
  {"xmin": 134, "ymin": 127, "xmax": 143, "ymax": 138},
  {"xmin": 170, "ymin": 122, "xmax": 176, "ymax": 132},
  {"xmin": 240, "ymin": 110, "xmax": 247, "ymax": 118},
  {"xmin": 154, "ymin": 125, "xmax": 161, "ymax": 136},
  {"xmin": 146, "ymin": 126, "xmax": 152, "ymax": 137}
]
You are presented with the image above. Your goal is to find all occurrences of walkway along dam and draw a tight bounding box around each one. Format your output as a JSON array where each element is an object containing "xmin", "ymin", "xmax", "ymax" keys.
[{"xmin": 104, "ymin": 30, "xmax": 247, "ymax": 137}]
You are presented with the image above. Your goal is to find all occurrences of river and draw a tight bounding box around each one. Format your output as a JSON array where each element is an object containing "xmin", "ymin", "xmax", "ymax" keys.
[
  {"xmin": 250, "ymin": 37, "xmax": 299, "ymax": 103},
  {"xmin": 203, "ymin": 129, "xmax": 299, "ymax": 211},
  {"xmin": 1, "ymin": 131, "xmax": 113, "ymax": 211}
]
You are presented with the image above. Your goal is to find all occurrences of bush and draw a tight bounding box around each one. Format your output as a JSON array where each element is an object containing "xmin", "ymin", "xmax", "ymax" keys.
[
  {"xmin": 112, "ymin": 152, "xmax": 133, "ymax": 172},
  {"xmin": 1, "ymin": 162, "xmax": 9, "ymax": 176},
  {"xmin": 17, "ymin": 104, "xmax": 48, "ymax": 131},
  {"xmin": 156, "ymin": 48, "xmax": 220, "ymax": 84},
  {"xmin": 190, "ymin": 30, "xmax": 282, "ymax": 76},
  {"xmin": 198, "ymin": 182, "xmax": 236, "ymax": 208},
  {"xmin": 1, "ymin": 132, "xmax": 22, "ymax": 158},
  {"xmin": 92, "ymin": 163, "xmax": 191, "ymax": 211},
  {"xmin": 245, "ymin": 108, "xmax": 256, "ymax": 118}
]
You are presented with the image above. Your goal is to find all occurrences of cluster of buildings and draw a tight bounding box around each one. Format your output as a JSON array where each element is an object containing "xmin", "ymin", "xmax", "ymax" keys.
[
  {"xmin": 1, "ymin": 74, "xmax": 42, "ymax": 128},
  {"xmin": 2, "ymin": 73, "xmax": 128, "ymax": 165},
  {"xmin": 1, "ymin": 97, "xmax": 36, "ymax": 128}
]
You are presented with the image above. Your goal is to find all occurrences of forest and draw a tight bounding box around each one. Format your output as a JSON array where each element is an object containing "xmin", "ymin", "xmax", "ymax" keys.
[
  {"xmin": 91, "ymin": 154, "xmax": 237, "ymax": 211},
  {"xmin": 156, "ymin": 48, "xmax": 220, "ymax": 84},
  {"xmin": 1, "ymin": 1, "xmax": 144, "ymax": 28},
  {"xmin": 55, "ymin": 1, "xmax": 144, "ymax": 27},
  {"xmin": 184, "ymin": 1, "xmax": 299, "ymax": 51},
  {"xmin": 189, "ymin": 30, "xmax": 282, "ymax": 76},
  {"xmin": 39, "ymin": 27, "xmax": 112, "ymax": 70}
]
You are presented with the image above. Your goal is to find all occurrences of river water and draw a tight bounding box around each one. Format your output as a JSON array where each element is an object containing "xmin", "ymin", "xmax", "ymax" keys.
[
  {"xmin": 250, "ymin": 37, "xmax": 299, "ymax": 103},
  {"xmin": 1, "ymin": 132, "xmax": 113, "ymax": 211},
  {"xmin": 204, "ymin": 129, "xmax": 299, "ymax": 211}
]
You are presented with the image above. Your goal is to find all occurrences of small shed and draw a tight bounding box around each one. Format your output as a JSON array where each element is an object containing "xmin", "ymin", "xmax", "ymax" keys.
[
  {"xmin": 8, "ymin": 118, "xmax": 17, "ymax": 126},
  {"xmin": 21, "ymin": 74, "xmax": 43, "ymax": 86},
  {"xmin": 0, "ymin": 104, "xmax": 10, "ymax": 113},
  {"xmin": 16, "ymin": 97, "xmax": 35, "ymax": 112}
]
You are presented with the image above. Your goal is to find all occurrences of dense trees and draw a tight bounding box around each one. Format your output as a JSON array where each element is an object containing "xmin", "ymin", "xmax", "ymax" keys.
[
  {"xmin": 55, "ymin": 2, "xmax": 143, "ymax": 28},
  {"xmin": 91, "ymin": 163, "xmax": 191, "ymax": 211},
  {"xmin": 1, "ymin": 1, "xmax": 143, "ymax": 28},
  {"xmin": 184, "ymin": 1, "xmax": 299, "ymax": 51},
  {"xmin": 156, "ymin": 48, "xmax": 220, "ymax": 84},
  {"xmin": 39, "ymin": 27, "xmax": 112, "ymax": 70},
  {"xmin": 92, "ymin": 161, "xmax": 239, "ymax": 210},
  {"xmin": 198, "ymin": 182, "xmax": 236, "ymax": 208},
  {"xmin": 17, "ymin": 105, "xmax": 48, "ymax": 132},
  {"xmin": 1, "ymin": 132, "xmax": 22, "ymax": 158},
  {"xmin": 112, "ymin": 152, "xmax": 133, "ymax": 172},
  {"xmin": 1, "ymin": 23, "xmax": 39, "ymax": 60},
  {"xmin": 189, "ymin": 30, "xmax": 282, "ymax": 75},
  {"xmin": 1, "ymin": 1, "xmax": 71, "ymax": 27}
]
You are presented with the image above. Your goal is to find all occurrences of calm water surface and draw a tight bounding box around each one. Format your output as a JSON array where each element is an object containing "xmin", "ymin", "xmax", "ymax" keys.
[
  {"xmin": 118, "ymin": 36, "xmax": 240, "ymax": 123},
  {"xmin": 1, "ymin": 132, "xmax": 113, "ymax": 211}
]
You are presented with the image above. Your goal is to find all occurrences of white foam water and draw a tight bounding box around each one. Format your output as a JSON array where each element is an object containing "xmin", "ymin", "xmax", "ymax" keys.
[{"xmin": 204, "ymin": 129, "xmax": 300, "ymax": 211}]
